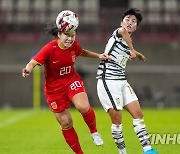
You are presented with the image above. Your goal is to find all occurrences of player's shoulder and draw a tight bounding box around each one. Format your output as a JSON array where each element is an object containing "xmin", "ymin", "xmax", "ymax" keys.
[
  {"xmin": 73, "ymin": 40, "xmax": 80, "ymax": 47},
  {"xmin": 39, "ymin": 39, "xmax": 57, "ymax": 54},
  {"xmin": 68, "ymin": 40, "xmax": 81, "ymax": 50},
  {"xmin": 48, "ymin": 39, "xmax": 58, "ymax": 48},
  {"xmin": 41, "ymin": 40, "xmax": 57, "ymax": 52},
  {"xmin": 112, "ymin": 28, "xmax": 123, "ymax": 38}
]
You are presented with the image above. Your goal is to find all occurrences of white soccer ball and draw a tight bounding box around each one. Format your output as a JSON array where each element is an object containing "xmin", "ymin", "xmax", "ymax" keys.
[{"xmin": 56, "ymin": 10, "xmax": 79, "ymax": 33}]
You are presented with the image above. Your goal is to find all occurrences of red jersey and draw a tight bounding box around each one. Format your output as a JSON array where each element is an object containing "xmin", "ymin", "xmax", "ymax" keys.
[{"xmin": 33, "ymin": 39, "xmax": 83, "ymax": 95}]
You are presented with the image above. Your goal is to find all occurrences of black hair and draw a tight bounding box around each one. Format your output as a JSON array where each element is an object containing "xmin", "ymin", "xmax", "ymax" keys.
[
  {"xmin": 45, "ymin": 22, "xmax": 59, "ymax": 38},
  {"xmin": 122, "ymin": 8, "xmax": 142, "ymax": 25},
  {"xmin": 45, "ymin": 22, "xmax": 78, "ymax": 38}
]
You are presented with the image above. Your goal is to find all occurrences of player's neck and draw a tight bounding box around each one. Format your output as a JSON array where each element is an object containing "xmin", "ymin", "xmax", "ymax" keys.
[{"xmin": 57, "ymin": 39, "xmax": 67, "ymax": 50}]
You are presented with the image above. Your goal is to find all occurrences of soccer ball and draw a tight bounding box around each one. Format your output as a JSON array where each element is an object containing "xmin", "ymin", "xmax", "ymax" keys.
[{"xmin": 56, "ymin": 10, "xmax": 79, "ymax": 34}]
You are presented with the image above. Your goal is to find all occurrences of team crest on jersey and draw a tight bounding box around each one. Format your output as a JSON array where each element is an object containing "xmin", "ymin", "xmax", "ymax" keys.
[
  {"xmin": 116, "ymin": 98, "xmax": 121, "ymax": 105},
  {"xmin": 51, "ymin": 101, "xmax": 57, "ymax": 109},
  {"xmin": 71, "ymin": 50, "xmax": 76, "ymax": 62}
]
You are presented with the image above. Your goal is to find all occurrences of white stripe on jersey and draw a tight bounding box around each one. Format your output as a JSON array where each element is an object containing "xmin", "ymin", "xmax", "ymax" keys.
[{"xmin": 97, "ymin": 29, "xmax": 131, "ymax": 80}]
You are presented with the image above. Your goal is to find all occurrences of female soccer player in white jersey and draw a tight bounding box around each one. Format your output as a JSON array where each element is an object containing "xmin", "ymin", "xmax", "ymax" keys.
[{"xmin": 97, "ymin": 8, "xmax": 158, "ymax": 154}]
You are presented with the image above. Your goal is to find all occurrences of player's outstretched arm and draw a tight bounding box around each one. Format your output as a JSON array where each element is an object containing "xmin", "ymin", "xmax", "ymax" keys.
[
  {"xmin": 22, "ymin": 59, "xmax": 38, "ymax": 77},
  {"xmin": 81, "ymin": 49, "xmax": 111, "ymax": 61}
]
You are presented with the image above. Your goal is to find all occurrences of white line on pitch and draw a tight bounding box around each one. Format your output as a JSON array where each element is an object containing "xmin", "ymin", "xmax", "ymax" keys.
[{"xmin": 0, "ymin": 110, "xmax": 37, "ymax": 128}]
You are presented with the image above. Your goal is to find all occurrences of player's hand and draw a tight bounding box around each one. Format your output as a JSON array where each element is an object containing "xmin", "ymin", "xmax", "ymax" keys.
[
  {"xmin": 22, "ymin": 68, "xmax": 31, "ymax": 77},
  {"xmin": 129, "ymin": 50, "xmax": 136, "ymax": 60},
  {"xmin": 99, "ymin": 53, "xmax": 111, "ymax": 61},
  {"xmin": 136, "ymin": 51, "xmax": 146, "ymax": 61}
]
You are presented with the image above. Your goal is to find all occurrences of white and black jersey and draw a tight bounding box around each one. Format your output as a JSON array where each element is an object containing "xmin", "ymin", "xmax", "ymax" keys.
[{"xmin": 97, "ymin": 28, "xmax": 131, "ymax": 80}]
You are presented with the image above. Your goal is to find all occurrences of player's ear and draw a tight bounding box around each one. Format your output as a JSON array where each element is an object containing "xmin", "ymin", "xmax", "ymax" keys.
[
  {"xmin": 57, "ymin": 32, "xmax": 61, "ymax": 38},
  {"xmin": 120, "ymin": 21, "xmax": 123, "ymax": 27},
  {"xmin": 134, "ymin": 23, "xmax": 137, "ymax": 30}
]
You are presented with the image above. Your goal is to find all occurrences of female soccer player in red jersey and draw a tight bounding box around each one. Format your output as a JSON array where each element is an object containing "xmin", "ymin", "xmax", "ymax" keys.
[{"xmin": 22, "ymin": 10, "xmax": 111, "ymax": 154}]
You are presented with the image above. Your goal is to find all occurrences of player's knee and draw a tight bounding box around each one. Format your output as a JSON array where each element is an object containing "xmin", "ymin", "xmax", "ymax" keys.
[
  {"xmin": 56, "ymin": 115, "xmax": 73, "ymax": 129},
  {"xmin": 60, "ymin": 119, "xmax": 73, "ymax": 129},
  {"xmin": 77, "ymin": 104, "xmax": 90, "ymax": 114}
]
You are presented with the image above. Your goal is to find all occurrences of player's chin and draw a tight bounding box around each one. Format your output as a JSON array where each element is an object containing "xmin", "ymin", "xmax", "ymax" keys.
[
  {"xmin": 64, "ymin": 43, "xmax": 73, "ymax": 48},
  {"xmin": 127, "ymin": 29, "xmax": 133, "ymax": 33}
]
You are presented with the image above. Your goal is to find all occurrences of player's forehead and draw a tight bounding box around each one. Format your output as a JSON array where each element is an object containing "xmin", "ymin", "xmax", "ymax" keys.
[
  {"xmin": 123, "ymin": 15, "xmax": 137, "ymax": 22},
  {"xmin": 63, "ymin": 31, "xmax": 76, "ymax": 37}
]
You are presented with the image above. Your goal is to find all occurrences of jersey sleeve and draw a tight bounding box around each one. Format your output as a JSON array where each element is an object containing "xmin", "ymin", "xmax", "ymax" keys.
[
  {"xmin": 74, "ymin": 40, "xmax": 83, "ymax": 57},
  {"xmin": 113, "ymin": 28, "xmax": 121, "ymax": 39},
  {"xmin": 33, "ymin": 43, "xmax": 51, "ymax": 65}
]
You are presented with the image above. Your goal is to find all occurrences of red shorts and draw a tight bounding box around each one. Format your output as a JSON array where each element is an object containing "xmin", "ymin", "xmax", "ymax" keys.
[{"xmin": 46, "ymin": 78, "xmax": 86, "ymax": 113}]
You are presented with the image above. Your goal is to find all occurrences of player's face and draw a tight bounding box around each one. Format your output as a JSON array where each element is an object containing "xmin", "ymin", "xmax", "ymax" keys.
[
  {"xmin": 58, "ymin": 31, "xmax": 76, "ymax": 49},
  {"xmin": 121, "ymin": 15, "xmax": 137, "ymax": 33}
]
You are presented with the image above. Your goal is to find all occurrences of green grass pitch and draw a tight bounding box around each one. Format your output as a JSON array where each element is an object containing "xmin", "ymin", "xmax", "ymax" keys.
[{"xmin": 0, "ymin": 108, "xmax": 179, "ymax": 154}]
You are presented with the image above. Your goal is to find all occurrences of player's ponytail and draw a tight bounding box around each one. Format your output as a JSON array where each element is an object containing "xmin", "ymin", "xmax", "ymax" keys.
[{"xmin": 45, "ymin": 22, "xmax": 59, "ymax": 38}]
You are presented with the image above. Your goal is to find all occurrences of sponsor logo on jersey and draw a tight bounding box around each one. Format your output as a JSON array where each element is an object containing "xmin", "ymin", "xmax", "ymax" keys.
[{"xmin": 53, "ymin": 61, "xmax": 59, "ymax": 64}]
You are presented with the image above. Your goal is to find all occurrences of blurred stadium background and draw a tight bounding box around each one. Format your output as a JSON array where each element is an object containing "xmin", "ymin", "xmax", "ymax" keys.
[{"xmin": 0, "ymin": 0, "xmax": 180, "ymax": 109}]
